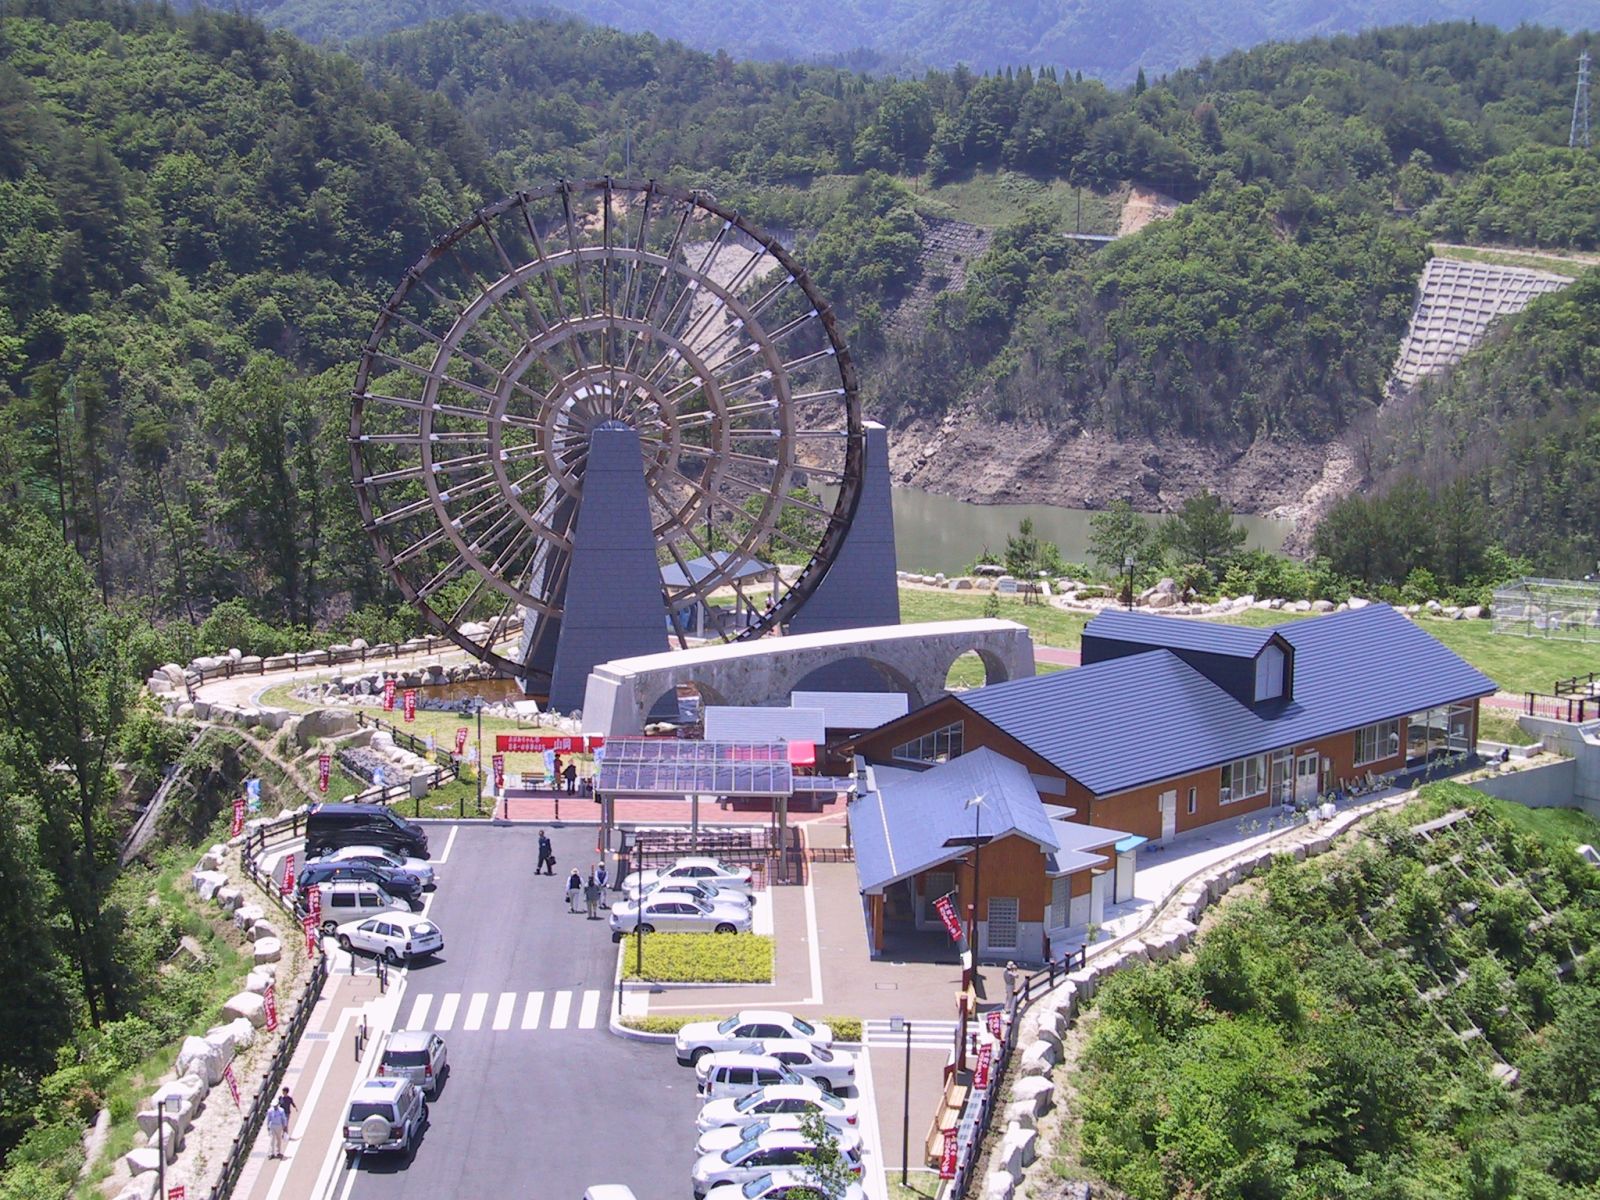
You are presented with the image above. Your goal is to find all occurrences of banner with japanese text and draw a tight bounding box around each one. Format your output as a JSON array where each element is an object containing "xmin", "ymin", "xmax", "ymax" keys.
[
  {"xmin": 494, "ymin": 734, "xmax": 602, "ymax": 753},
  {"xmin": 317, "ymin": 754, "xmax": 330, "ymax": 793},
  {"xmin": 939, "ymin": 1129, "xmax": 958, "ymax": 1179},
  {"xmin": 231, "ymin": 797, "xmax": 245, "ymax": 838},
  {"xmin": 303, "ymin": 914, "xmax": 318, "ymax": 956},
  {"xmin": 382, "ymin": 678, "xmax": 396, "ymax": 711},
  {"xmin": 223, "ymin": 1063, "xmax": 240, "ymax": 1108},
  {"xmin": 492, "ymin": 754, "xmax": 505, "ymax": 790},
  {"xmin": 454, "ymin": 727, "xmax": 469, "ymax": 755},
  {"xmin": 263, "ymin": 982, "xmax": 278, "ymax": 1033},
  {"xmin": 280, "ymin": 854, "xmax": 296, "ymax": 898},
  {"xmin": 973, "ymin": 1042, "xmax": 993, "ymax": 1089},
  {"xmin": 933, "ymin": 893, "xmax": 963, "ymax": 943},
  {"xmin": 403, "ymin": 689, "xmax": 417, "ymax": 722},
  {"xmin": 986, "ymin": 1011, "xmax": 1003, "ymax": 1039}
]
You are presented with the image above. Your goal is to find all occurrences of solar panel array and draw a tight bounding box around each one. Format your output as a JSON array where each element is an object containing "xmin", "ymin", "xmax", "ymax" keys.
[{"xmin": 597, "ymin": 739, "xmax": 794, "ymax": 796}]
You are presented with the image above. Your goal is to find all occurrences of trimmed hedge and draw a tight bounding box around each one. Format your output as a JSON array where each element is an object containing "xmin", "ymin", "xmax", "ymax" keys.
[
  {"xmin": 619, "ymin": 933, "xmax": 775, "ymax": 983},
  {"xmin": 619, "ymin": 1013, "xmax": 864, "ymax": 1043}
]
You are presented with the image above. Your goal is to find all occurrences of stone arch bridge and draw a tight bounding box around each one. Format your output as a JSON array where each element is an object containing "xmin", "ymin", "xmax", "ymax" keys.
[{"xmin": 580, "ymin": 619, "xmax": 1034, "ymax": 737}]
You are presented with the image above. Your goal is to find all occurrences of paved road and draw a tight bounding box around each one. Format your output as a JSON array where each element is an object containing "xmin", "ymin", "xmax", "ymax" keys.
[{"xmin": 340, "ymin": 825, "xmax": 700, "ymax": 1200}]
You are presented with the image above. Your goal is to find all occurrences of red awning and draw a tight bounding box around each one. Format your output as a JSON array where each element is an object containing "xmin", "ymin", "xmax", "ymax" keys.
[{"xmin": 786, "ymin": 740, "xmax": 816, "ymax": 767}]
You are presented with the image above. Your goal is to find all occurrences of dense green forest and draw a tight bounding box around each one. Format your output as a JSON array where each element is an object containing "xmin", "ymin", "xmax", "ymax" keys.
[
  {"xmin": 1072, "ymin": 786, "xmax": 1600, "ymax": 1200},
  {"xmin": 230, "ymin": 0, "xmax": 1584, "ymax": 86}
]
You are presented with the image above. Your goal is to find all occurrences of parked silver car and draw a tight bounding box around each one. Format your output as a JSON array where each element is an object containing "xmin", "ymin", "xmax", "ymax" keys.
[
  {"xmin": 608, "ymin": 895, "xmax": 752, "ymax": 938},
  {"xmin": 315, "ymin": 844, "xmax": 436, "ymax": 889},
  {"xmin": 378, "ymin": 1031, "xmax": 448, "ymax": 1096}
]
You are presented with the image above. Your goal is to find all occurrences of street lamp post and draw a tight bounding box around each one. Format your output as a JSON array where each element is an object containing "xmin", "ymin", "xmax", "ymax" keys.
[
  {"xmin": 888, "ymin": 1015, "xmax": 912, "ymax": 1186},
  {"xmin": 1123, "ymin": 553, "xmax": 1136, "ymax": 611},
  {"xmin": 155, "ymin": 1094, "xmax": 181, "ymax": 1200},
  {"xmin": 943, "ymin": 796, "xmax": 992, "ymax": 992},
  {"xmin": 471, "ymin": 695, "xmax": 483, "ymax": 817}
]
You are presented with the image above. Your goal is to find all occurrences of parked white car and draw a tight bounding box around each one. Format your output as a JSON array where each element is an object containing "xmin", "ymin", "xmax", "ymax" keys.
[
  {"xmin": 335, "ymin": 912, "xmax": 444, "ymax": 962},
  {"xmin": 312, "ymin": 879, "xmax": 412, "ymax": 934},
  {"xmin": 315, "ymin": 844, "xmax": 436, "ymax": 889},
  {"xmin": 622, "ymin": 857, "xmax": 752, "ymax": 898},
  {"xmin": 378, "ymin": 1030, "xmax": 448, "ymax": 1096},
  {"xmin": 696, "ymin": 1085, "xmax": 859, "ymax": 1137},
  {"xmin": 703, "ymin": 1171, "xmax": 867, "ymax": 1200},
  {"xmin": 639, "ymin": 879, "xmax": 752, "ymax": 909},
  {"xmin": 747, "ymin": 1040, "xmax": 856, "ymax": 1093},
  {"xmin": 691, "ymin": 1130, "xmax": 862, "ymax": 1198},
  {"xmin": 696, "ymin": 1053, "xmax": 809, "ymax": 1100},
  {"xmin": 677, "ymin": 1011, "xmax": 834, "ymax": 1066},
  {"xmin": 696, "ymin": 1116, "xmax": 861, "ymax": 1159},
  {"xmin": 342, "ymin": 1077, "xmax": 426, "ymax": 1158},
  {"xmin": 608, "ymin": 896, "xmax": 752, "ymax": 938}
]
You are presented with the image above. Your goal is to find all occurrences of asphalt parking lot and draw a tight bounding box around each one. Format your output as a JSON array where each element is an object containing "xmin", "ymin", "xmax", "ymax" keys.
[{"xmin": 339, "ymin": 824, "xmax": 700, "ymax": 1200}]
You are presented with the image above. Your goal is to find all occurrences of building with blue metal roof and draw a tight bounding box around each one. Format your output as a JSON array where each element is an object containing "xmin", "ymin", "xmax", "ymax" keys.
[
  {"xmin": 846, "ymin": 604, "xmax": 1496, "ymax": 845},
  {"xmin": 848, "ymin": 748, "xmax": 1134, "ymax": 960}
]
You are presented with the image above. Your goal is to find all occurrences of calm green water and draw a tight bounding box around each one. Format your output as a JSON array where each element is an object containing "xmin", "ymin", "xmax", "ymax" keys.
[{"xmin": 889, "ymin": 487, "xmax": 1293, "ymax": 576}]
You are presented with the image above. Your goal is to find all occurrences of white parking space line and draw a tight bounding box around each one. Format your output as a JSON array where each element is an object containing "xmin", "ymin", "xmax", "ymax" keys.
[
  {"xmin": 577, "ymin": 989, "xmax": 601, "ymax": 1029},
  {"xmin": 406, "ymin": 993, "xmax": 433, "ymax": 1031},
  {"xmin": 548, "ymin": 990, "xmax": 572, "ymax": 1030},
  {"xmin": 433, "ymin": 824, "xmax": 459, "ymax": 865},
  {"xmin": 856, "ymin": 1047, "xmax": 889, "ymax": 1200},
  {"xmin": 435, "ymin": 993, "xmax": 460, "ymax": 1031},
  {"xmin": 463, "ymin": 991, "xmax": 488, "ymax": 1031},
  {"xmin": 522, "ymin": 990, "xmax": 545, "ymax": 1030},
  {"xmin": 492, "ymin": 991, "xmax": 516, "ymax": 1030}
]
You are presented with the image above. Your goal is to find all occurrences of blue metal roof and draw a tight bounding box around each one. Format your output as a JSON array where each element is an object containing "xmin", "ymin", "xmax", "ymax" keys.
[
  {"xmin": 1084, "ymin": 609, "xmax": 1280, "ymax": 658},
  {"xmin": 704, "ymin": 706, "xmax": 826, "ymax": 744},
  {"xmin": 790, "ymin": 690, "xmax": 910, "ymax": 731},
  {"xmin": 959, "ymin": 604, "xmax": 1497, "ymax": 796},
  {"xmin": 850, "ymin": 748, "xmax": 1059, "ymax": 892},
  {"xmin": 659, "ymin": 551, "xmax": 776, "ymax": 589}
]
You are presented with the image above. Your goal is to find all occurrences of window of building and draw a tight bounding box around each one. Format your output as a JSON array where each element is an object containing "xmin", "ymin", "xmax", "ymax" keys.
[
  {"xmin": 1050, "ymin": 875, "xmax": 1069, "ymax": 929},
  {"xmin": 1269, "ymin": 748, "xmax": 1294, "ymax": 804},
  {"xmin": 1186, "ymin": 787, "xmax": 1197, "ymax": 815},
  {"xmin": 985, "ymin": 897, "xmax": 1019, "ymax": 950},
  {"xmin": 1254, "ymin": 644, "xmax": 1285, "ymax": 701},
  {"xmin": 1219, "ymin": 754, "xmax": 1266, "ymax": 804},
  {"xmin": 892, "ymin": 721, "xmax": 964, "ymax": 765},
  {"xmin": 1354, "ymin": 719, "xmax": 1401, "ymax": 767}
]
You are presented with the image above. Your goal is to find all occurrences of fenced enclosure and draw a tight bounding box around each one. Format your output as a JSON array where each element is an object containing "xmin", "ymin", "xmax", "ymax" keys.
[{"xmin": 1492, "ymin": 577, "xmax": 1600, "ymax": 641}]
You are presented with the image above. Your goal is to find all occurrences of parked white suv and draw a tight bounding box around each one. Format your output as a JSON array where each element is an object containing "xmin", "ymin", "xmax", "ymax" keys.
[
  {"xmin": 343, "ymin": 1077, "xmax": 426, "ymax": 1158},
  {"xmin": 314, "ymin": 880, "xmax": 411, "ymax": 934},
  {"xmin": 676, "ymin": 1010, "xmax": 833, "ymax": 1067}
]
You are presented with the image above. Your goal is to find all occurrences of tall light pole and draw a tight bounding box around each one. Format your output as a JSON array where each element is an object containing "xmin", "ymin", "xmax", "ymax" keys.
[
  {"xmin": 943, "ymin": 795, "xmax": 992, "ymax": 991},
  {"xmin": 473, "ymin": 695, "xmax": 483, "ymax": 817},
  {"xmin": 889, "ymin": 1015, "xmax": 912, "ymax": 1186},
  {"xmin": 155, "ymin": 1094, "xmax": 180, "ymax": 1200},
  {"xmin": 1124, "ymin": 553, "xmax": 1136, "ymax": 611}
]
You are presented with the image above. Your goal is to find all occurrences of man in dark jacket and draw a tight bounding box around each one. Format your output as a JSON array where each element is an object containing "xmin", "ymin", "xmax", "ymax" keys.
[{"xmin": 537, "ymin": 831, "xmax": 555, "ymax": 876}]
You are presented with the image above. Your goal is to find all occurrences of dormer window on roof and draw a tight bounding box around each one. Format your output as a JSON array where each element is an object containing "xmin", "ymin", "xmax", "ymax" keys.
[{"xmin": 1254, "ymin": 643, "xmax": 1285, "ymax": 702}]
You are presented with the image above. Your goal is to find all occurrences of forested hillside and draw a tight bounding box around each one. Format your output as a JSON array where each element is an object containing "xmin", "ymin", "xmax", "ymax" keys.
[{"xmin": 232, "ymin": 0, "xmax": 1584, "ymax": 86}]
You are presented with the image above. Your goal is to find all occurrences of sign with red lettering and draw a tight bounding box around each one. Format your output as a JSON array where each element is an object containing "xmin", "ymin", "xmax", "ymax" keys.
[
  {"xmin": 939, "ymin": 1128, "xmax": 959, "ymax": 1179},
  {"xmin": 454, "ymin": 726, "xmax": 469, "ymax": 755},
  {"xmin": 303, "ymin": 914, "xmax": 319, "ymax": 956},
  {"xmin": 973, "ymin": 1042, "xmax": 993, "ymax": 1090},
  {"xmin": 317, "ymin": 754, "xmax": 330, "ymax": 793},
  {"xmin": 280, "ymin": 854, "xmax": 296, "ymax": 897},
  {"xmin": 492, "ymin": 754, "xmax": 505, "ymax": 790},
  {"xmin": 223, "ymin": 1063, "xmax": 240, "ymax": 1108},
  {"xmin": 263, "ymin": 982, "xmax": 278, "ymax": 1033},
  {"xmin": 986, "ymin": 1011, "xmax": 1003, "ymax": 1039},
  {"xmin": 231, "ymin": 796, "xmax": 245, "ymax": 839},
  {"xmin": 403, "ymin": 689, "xmax": 417, "ymax": 722},
  {"xmin": 168, "ymin": 1186, "xmax": 185, "ymax": 1200},
  {"xmin": 382, "ymin": 678, "xmax": 396, "ymax": 711},
  {"xmin": 307, "ymin": 885, "xmax": 321, "ymax": 921},
  {"xmin": 933, "ymin": 893, "xmax": 964, "ymax": 943},
  {"xmin": 494, "ymin": 734, "xmax": 603, "ymax": 753}
]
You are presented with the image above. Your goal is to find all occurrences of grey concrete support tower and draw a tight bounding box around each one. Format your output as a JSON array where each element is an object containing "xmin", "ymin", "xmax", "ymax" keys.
[
  {"xmin": 546, "ymin": 423, "xmax": 668, "ymax": 713},
  {"xmin": 786, "ymin": 421, "xmax": 900, "ymax": 636}
]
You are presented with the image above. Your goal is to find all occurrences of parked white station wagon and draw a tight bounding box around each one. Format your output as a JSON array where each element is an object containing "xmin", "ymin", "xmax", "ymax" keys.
[
  {"xmin": 695, "ymin": 1085, "xmax": 859, "ymax": 1137},
  {"xmin": 622, "ymin": 857, "xmax": 753, "ymax": 898},
  {"xmin": 335, "ymin": 912, "xmax": 444, "ymax": 962},
  {"xmin": 676, "ymin": 1010, "xmax": 834, "ymax": 1066}
]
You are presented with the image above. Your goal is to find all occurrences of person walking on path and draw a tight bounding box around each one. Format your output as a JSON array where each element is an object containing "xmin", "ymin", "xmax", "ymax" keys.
[
  {"xmin": 566, "ymin": 868, "xmax": 583, "ymax": 912},
  {"xmin": 537, "ymin": 831, "xmax": 554, "ymax": 876},
  {"xmin": 595, "ymin": 861, "xmax": 609, "ymax": 908},
  {"xmin": 584, "ymin": 873, "xmax": 602, "ymax": 920},
  {"xmin": 277, "ymin": 1086, "xmax": 297, "ymax": 1125},
  {"xmin": 266, "ymin": 1102, "xmax": 289, "ymax": 1159}
]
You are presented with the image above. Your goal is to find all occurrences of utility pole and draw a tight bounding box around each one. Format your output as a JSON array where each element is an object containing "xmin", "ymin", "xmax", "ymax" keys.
[{"xmin": 1573, "ymin": 49, "xmax": 1592, "ymax": 150}]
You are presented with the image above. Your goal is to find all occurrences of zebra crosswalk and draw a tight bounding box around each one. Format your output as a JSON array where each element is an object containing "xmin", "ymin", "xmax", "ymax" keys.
[
  {"xmin": 404, "ymin": 989, "xmax": 604, "ymax": 1034},
  {"xmin": 862, "ymin": 1018, "xmax": 961, "ymax": 1049}
]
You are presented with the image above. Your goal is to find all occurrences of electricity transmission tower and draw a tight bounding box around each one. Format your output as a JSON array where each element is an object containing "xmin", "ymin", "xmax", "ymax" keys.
[{"xmin": 1573, "ymin": 50, "xmax": 1592, "ymax": 150}]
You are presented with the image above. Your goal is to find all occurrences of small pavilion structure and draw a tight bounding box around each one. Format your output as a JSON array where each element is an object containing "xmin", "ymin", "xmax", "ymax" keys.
[{"xmin": 661, "ymin": 552, "xmax": 783, "ymax": 640}]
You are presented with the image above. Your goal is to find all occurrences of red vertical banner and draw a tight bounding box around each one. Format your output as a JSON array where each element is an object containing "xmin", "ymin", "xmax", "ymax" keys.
[
  {"xmin": 231, "ymin": 796, "xmax": 245, "ymax": 838},
  {"xmin": 986, "ymin": 1010, "xmax": 1003, "ymax": 1039},
  {"xmin": 973, "ymin": 1042, "xmax": 994, "ymax": 1089},
  {"xmin": 317, "ymin": 754, "xmax": 330, "ymax": 793},
  {"xmin": 492, "ymin": 754, "xmax": 505, "ymax": 790},
  {"xmin": 223, "ymin": 1063, "xmax": 241, "ymax": 1108},
  {"xmin": 454, "ymin": 726, "xmax": 469, "ymax": 755},
  {"xmin": 934, "ymin": 893, "xmax": 964, "ymax": 943},
  {"xmin": 939, "ymin": 1129, "xmax": 959, "ymax": 1179},
  {"xmin": 307, "ymin": 886, "xmax": 322, "ymax": 923},
  {"xmin": 280, "ymin": 853, "xmax": 296, "ymax": 898},
  {"xmin": 303, "ymin": 914, "xmax": 319, "ymax": 956},
  {"xmin": 382, "ymin": 677, "xmax": 396, "ymax": 711},
  {"xmin": 263, "ymin": 981, "xmax": 279, "ymax": 1033},
  {"xmin": 403, "ymin": 689, "xmax": 417, "ymax": 722},
  {"xmin": 168, "ymin": 1186, "xmax": 185, "ymax": 1200}
]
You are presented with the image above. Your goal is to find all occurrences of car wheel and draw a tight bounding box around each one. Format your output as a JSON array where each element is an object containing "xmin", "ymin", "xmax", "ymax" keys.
[
  {"xmin": 337, "ymin": 934, "xmax": 353, "ymax": 950},
  {"xmin": 637, "ymin": 923, "xmax": 654, "ymax": 934},
  {"xmin": 689, "ymin": 1046, "xmax": 710, "ymax": 1067},
  {"xmin": 714, "ymin": 922, "xmax": 736, "ymax": 934},
  {"xmin": 384, "ymin": 947, "xmax": 401, "ymax": 965},
  {"xmin": 322, "ymin": 920, "xmax": 337, "ymax": 935}
]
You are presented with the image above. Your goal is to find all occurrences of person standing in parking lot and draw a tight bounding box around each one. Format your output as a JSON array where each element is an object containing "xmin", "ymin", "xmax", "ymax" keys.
[
  {"xmin": 594, "ymin": 860, "xmax": 609, "ymax": 908},
  {"xmin": 584, "ymin": 873, "xmax": 601, "ymax": 920},
  {"xmin": 537, "ymin": 831, "xmax": 554, "ymax": 875},
  {"xmin": 566, "ymin": 867, "xmax": 583, "ymax": 912}
]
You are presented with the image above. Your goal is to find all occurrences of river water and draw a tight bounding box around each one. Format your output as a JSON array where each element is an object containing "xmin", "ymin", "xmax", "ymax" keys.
[{"xmin": 887, "ymin": 487, "xmax": 1293, "ymax": 576}]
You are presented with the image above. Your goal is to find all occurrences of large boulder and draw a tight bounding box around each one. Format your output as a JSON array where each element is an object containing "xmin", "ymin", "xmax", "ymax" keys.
[
  {"xmin": 176, "ymin": 1035, "xmax": 224, "ymax": 1087},
  {"xmin": 1311, "ymin": 599, "xmax": 1335, "ymax": 613},
  {"xmin": 124, "ymin": 1147, "xmax": 163, "ymax": 1176},
  {"xmin": 253, "ymin": 937, "xmax": 283, "ymax": 965},
  {"xmin": 204, "ymin": 1023, "xmax": 241, "ymax": 1066},
  {"xmin": 251, "ymin": 920, "xmax": 280, "ymax": 943},
  {"xmin": 224, "ymin": 1016, "xmax": 257, "ymax": 1050},
  {"xmin": 214, "ymin": 886, "xmax": 243, "ymax": 913},
  {"xmin": 223, "ymin": 991, "xmax": 268, "ymax": 1028},
  {"xmin": 190, "ymin": 870, "xmax": 227, "ymax": 901},
  {"xmin": 113, "ymin": 1175, "xmax": 158, "ymax": 1200},
  {"xmin": 1146, "ymin": 591, "xmax": 1177, "ymax": 609},
  {"xmin": 983, "ymin": 1172, "xmax": 1016, "ymax": 1200},
  {"xmin": 1011, "ymin": 1076, "xmax": 1056, "ymax": 1118},
  {"xmin": 233, "ymin": 903, "xmax": 266, "ymax": 933},
  {"xmin": 245, "ymin": 969, "xmax": 275, "ymax": 996}
]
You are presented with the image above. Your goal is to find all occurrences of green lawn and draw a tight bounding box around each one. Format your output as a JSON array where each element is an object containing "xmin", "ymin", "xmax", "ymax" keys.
[
  {"xmin": 899, "ymin": 587, "xmax": 1091, "ymax": 649},
  {"xmin": 1477, "ymin": 707, "xmax": 1537, "ymax": 746},
  {"xmin": 1475, "ymin": 795, "xmax": 1600, "ymax": 848},
  {"xmin": 900, "ymin": 169, "xmax": 1125, "ymax": 233}
]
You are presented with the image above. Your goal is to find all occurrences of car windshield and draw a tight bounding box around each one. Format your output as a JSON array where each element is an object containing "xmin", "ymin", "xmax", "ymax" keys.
[
  {"xmin": 741, "ymin": 1177, "xmax": 775, "ymax": 1199},
  {"xmin": 691, "ymin": 898, "xmax": 714, "ymax": 914},
  {"xmin": 733, "ymin": 1090, "xmax": 766, "ymax": 1112},
  {"xmin": 717, "ymin": 1016, "xmax": 742, "ymax": 1034},
  {"xmin": 347, "ymin": 1102, "xmax": 396, "ymax": 1122},
  {"xmin": 777, "ymin": 1065, "xmax": 804, "ymax": 1085},
  {"xmin": 810, "ymin": 1046, "xmax": 833, "ymax": 1063},
  {"xmin": 791, "ymin": 1017, "xmax": 816, "ymax": 1037},
  {"xmin": 817, "ymin": 1091, "xmax": 845, "ymax": 1110}
]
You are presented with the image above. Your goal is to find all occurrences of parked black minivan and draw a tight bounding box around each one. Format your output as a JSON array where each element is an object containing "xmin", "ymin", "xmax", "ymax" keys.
[{"xmin": 306, "ymin": 803, "xmax": 429, "ymax": 859}]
